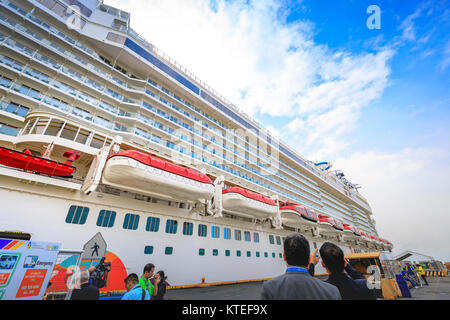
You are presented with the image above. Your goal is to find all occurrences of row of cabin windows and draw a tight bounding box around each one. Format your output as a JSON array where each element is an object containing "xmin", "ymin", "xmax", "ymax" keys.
[
  {"xmin": 65, "ymin": 206, "xmax": 285, "ymax": 244},
  {"xmin": 143, "ymin": 246, "xmax": 283, "ymax": 259}
]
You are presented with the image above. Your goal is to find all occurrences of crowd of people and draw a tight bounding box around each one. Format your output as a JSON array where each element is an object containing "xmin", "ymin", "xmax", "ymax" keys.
[
  {"xmin": 401, "ymin": 263, "xmax": 428, "ymax": 288},
  {"xmin": 70, "ymin": 262, "xmax": 169, "ymax": 300},
  {"xmin": 261, "ymin": 234, "xmax": 377, "ymax": 300},
  {"xmin": 69, "ymin": 233, "xmax": 430, "ymax": 300}
]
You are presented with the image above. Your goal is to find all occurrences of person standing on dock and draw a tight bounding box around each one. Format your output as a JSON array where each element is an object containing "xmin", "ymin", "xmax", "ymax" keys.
[
  {"xmin": 260, "ymin": 234, "xmax": 341, "ymax": 300},
  {"xmin": 318, "ymin": 242, "xmax": 377, "ymax": 300},
  {"xmin": 416, "ymin": 264, "xmax": 429, "ymax": 286},
  {"xmin": 122, "ymin": 273, "xmax": 150, "ymax": 300},
  {"xmin": 139, "ymin": 263, "xmax": 160, "ymax": 298},
  {"xmin": 70, "ymin": 269, "xmax": 99, "ymax": 300}
]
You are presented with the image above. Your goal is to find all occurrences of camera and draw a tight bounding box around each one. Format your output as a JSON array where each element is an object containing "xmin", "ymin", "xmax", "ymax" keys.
[{"xmin": 90, "ymin": 257, "xmax": 111, "ymax": 288}]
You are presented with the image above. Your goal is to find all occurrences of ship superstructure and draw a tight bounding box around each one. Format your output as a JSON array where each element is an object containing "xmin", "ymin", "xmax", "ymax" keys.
[{"xmin": 0, "ymin": 0, "xmax": 392, "ymax": 292}]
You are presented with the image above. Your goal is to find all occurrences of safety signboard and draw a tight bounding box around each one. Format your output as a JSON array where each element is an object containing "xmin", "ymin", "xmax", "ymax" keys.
[{"xmin": 0, "ymin": 238, "xmax": 60, "ymax": 300}]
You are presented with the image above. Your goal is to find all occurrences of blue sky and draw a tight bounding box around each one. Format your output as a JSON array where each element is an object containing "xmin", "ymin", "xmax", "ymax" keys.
[
  {"xmin": 257, "ymin": 0, "xmax": 450, "ymax": 159},
  {"xmin": 108, "ymin": 0, "xmax": 450, "ymax": 260}
]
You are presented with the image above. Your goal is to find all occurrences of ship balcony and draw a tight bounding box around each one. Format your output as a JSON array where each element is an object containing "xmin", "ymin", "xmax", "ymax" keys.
[{"xmin": 2, "ymin": 111, "xmax": 114, "ymax": 156}]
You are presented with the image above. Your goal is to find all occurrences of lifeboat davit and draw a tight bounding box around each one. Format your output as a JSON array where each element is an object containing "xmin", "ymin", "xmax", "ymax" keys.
[
  {"xmin": 359, "ymin": 231, "xmax": 372, "ymax": 245},
  {"xmin": 375, "ymin": 237, "xmax": 386, "ymax": 249},
  {"xmin": 0, "ymin": 146, "xmax": 79, "ymax": 177},
  {"xmin": 317, "ymin": 215, "xmax": 344, "ymax": 237},
  {"xmin": 342, "ymin": 223, "xmax": 361, "ymax": 242},
  {"xmin": 221, "ymin": 187, "xmax": 278, "ymax": 219},
  {"xmin": 102, "ymin": 150, "xmax": 214, "ymax": 202},
  {"xmin": 280, "ymin": 202, "xmax": 319, "ymax": 229}
]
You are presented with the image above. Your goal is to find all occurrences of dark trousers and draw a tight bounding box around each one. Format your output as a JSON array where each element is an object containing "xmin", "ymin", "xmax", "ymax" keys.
[{"xmin": 420, "ymin": 275, "xmax": 429, "ymax": 285}]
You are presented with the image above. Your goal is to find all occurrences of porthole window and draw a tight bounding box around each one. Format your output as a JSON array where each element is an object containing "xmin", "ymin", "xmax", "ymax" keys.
[
  {"xmin": 144, "ymin": 246, "xmax": 153, "ymax": 254},
  {"xmin": 96, "ymin": 210, "xmax": 116, "ymax": 228},
  {"xmin": 165, "ymin": 219, "xmax": 178, "ymax": 234},
  {"xmin": 66, "ymin": 205, "xmax": 89, "ymax": 225},
  {"xmin": 123, "ymin": 214, "xmax": 139, "ymax": 230},
  {"xmin": 146, "ymin": 216, "xmax": 160, "ymax": 232}
]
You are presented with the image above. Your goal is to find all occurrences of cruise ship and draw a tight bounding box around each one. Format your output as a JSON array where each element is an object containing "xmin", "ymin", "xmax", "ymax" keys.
[{"xmin": 0, "ymin": 0, "xmax": 393, "ymax": 295}]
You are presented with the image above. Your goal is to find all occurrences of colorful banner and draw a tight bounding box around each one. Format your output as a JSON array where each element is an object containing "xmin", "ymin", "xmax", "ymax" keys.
[{"xmin": 0, "ymin": 238, "xmax": 60, "ymax": 300}]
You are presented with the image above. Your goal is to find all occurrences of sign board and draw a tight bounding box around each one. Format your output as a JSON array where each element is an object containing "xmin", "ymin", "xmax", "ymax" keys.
[
  {"xmin": 0, "ymin": 238, "xmax": 60, "ymax": 300},
  {"xmin": 81, "ymin": 233, "xmax": 107, "ymax": 260}
]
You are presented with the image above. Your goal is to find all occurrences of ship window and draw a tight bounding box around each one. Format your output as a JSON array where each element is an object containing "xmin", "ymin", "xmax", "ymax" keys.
[
  {"xmin": 165, "ymin": 247, "xmax": 173, "ymax": 255},
  {"xmin": 96, "ymin": 210, "xmax": 116, "ymax": 228},
  {"xmin": 165, "ymin": 219, "xmax": 178, "ymax": 234},
  {"xmin": 224, "ymin": 228, "xmax": 231, "ymax": 240},
  {"xmin": 213, "ymin": 249, "xmax": 218, "ymax": 256},
  {"xmin": 272, "ymin": 253, "xmax": 276, "ymax": 258},
  {"xmin": 279, "ymin": 253, "xmax": 282, "ymax": 258},
  {"xmin": 123, "ymin": 214, "xmax": 139, "ymax": 230},
  {"xmin": 276, "ymin": 236, "xmax": 281, "ymax": 245},
  {"xmin": 236, "ymin": 250, "xmax": 241, "ymax": 257},
  {"xmin": 5, "ymin": 102, "xmax": 29, "ymax": 117},
  {"xmin": 234, "ymin": 230, "xmax": 241, "ymax": 241},
  {"xmin": 144, "ymin": 246, "xmax": 153, "ymax": 254},
  {"xmin": 183, "ymin": 222, "xmax": 193, "ymax": 235},
  {"xmin": 225, "ymin": 250, "xmax": 230, "ymax": 257},
  {"xmin": 199, "ymin": 248, "xmax": 205, "ymax": 256},
  {"xmin": 65, "ymin": 205, "xmax": 89, "ymax": 225},
  {"xmin": 211, "ymin": 226, "xmax": 220, "ymax": 238},
  {"xmin": 253, "ymin": 233, "xmax": 260, "ymax": 243},
  {"xmin": 246, "ymin": 251, "xmax": 251, "ymax": 257},
  {"xmin": 269, "ymin": 235, "xmax": 274, "ymax": 244},
  {"xmin": 244, "ymin": 231, "xmax": 251, "ymax": 242},
  {"xmin": 198, "ymin": 224, "xmax": 207, "ymax": 237},
  {"xmin": 146, "ymin": 217, "xmax": 160, "ymax": 232},
  {"xmin": 256, "ymin": 252, "xmax": 260, "ymax": 258},
  {"xmin": 264, "ymin": 252, "xmax": 268, "ymax": 258}
]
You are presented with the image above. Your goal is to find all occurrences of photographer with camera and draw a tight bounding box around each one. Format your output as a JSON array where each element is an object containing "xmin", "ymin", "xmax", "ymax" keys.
[{"xmin": 89, "ymin": 257, "xmax": 111, "ymax": 289}]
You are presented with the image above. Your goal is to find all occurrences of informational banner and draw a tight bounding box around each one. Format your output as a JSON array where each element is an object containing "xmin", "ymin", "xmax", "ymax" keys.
[{"xmin": 0, "ymin": 238, "xmax": 61, "ymax": 300}]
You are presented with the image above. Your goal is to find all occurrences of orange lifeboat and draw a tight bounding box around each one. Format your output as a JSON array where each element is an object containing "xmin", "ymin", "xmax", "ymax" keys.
[
  {"xmin": 317, "ymin": 214, "xmax": 344, "ymax": 237},
  {"xmin": 279, "ymin": 202, "xmax": 319, "ymax": 229},
  {"xmin": 0, "ymin": 146, "xmax": 79, "ymax": 177},
  {"xmin": 221, "ymin": 187, "xmax": 278, "ymax": 219},
  {"xmin": 102, "ymin": 150, "xmax": 214, "ymax": 202}
]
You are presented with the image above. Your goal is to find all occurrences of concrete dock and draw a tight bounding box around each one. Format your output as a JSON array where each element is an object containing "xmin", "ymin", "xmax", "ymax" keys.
[{"xmin": 165, "ymin": 275, "xmax": 450, "ymax": 300}]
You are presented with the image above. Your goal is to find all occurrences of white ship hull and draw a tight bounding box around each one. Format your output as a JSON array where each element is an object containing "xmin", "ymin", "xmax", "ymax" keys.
[{"xmin": 0, "ymin": 178, "xmax": 361, "ymax": 291}]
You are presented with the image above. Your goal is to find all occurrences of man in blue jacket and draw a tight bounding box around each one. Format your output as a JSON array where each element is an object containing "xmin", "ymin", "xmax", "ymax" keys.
[
  {"xmin": 317, "ymin": 242, "xmax": 377, "ymax": 300},
  {"xmin": 122, "ymin": 273, "xmax": 150, "ymax": 300}
]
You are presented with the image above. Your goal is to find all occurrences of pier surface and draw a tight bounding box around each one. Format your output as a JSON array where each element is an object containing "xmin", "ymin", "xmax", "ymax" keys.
[{"xmin": 165, "ymin": 276, "xmax": 450, "ymax": 300}]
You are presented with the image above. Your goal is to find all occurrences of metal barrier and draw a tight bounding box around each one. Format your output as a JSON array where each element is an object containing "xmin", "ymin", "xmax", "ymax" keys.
[{"xmin": 42, "ymin": 250, "xmax": 83, "ymax": 300}]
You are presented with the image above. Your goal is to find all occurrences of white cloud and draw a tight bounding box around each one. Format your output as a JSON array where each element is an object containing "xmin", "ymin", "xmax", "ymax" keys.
[
  {"xmin": 334, "ymin": 147, "xmax": 450, "ymax": 261},
  {"xmin": 105, "ymin": 0, "xmax": 394, "ymax": 160},
  {"xmin": 398, "ymin": 5, "xmax": 425, "ymax": 42}
]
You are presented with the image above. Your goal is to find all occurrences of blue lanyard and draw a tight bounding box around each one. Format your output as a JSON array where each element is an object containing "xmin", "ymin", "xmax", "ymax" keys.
[{"xmin": 286, "ymin": 267, "xmax": 309, "ymax": 274}]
